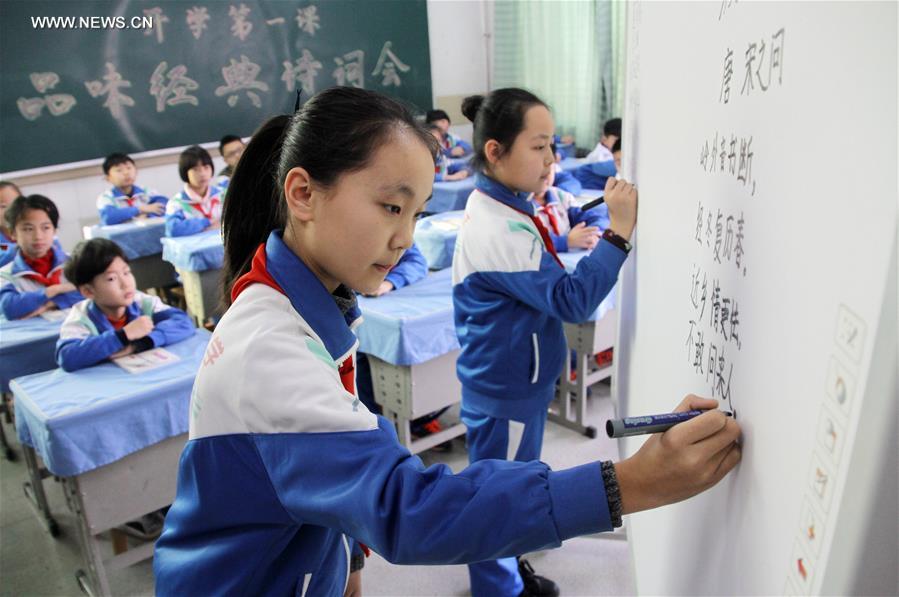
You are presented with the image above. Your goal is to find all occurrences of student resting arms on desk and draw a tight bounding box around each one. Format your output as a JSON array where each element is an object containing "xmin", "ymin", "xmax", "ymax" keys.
[
  {"xmin": 531, "ymin": 167, "xmax": 608, "ymax": 253},
  {"xmin": 0, "ymin": 194, "xmax": 82, "ymax": 320},
  {"xmin": 55, "ymin": 238, "xmax": 194, "ymax": 372},
  {"xmin": 164, "ymin": 145, "xmax": 225, "ymax": 237},
  {"xmin": 95, "ymin": 153, "xmax": 168, "ymax": 226},
  {"xmin": 153, "ymin": 87, "xmax": 742, "ymax": 597}
]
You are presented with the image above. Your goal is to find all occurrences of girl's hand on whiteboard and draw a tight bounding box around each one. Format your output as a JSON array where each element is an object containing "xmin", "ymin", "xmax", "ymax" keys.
[
  {"xmin": 614, "ymin": 395, "xmax": 742, "ymax": 515},
  {"xmin": 604, "ymin": 177, "xmax": 637, "ymax": 241}
]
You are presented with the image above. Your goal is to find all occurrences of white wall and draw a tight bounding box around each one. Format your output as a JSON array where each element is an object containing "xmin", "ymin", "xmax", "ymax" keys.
[{"xmin": 4, "ymin": 1, "xmax": 492, "ymax": 251}]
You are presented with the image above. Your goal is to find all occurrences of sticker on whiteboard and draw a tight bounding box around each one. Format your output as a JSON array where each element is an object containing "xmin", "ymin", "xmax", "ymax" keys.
[
  {"xmin": 790, "ymin": 540, "xmax": 814, "ymax": 593},
  {"xmin": 834, "ymin": 304, "xmax": 866, "ymax": 363},
  {"xmin": 825, "ymin": 356, "xmax": 855, "ymax": 418},
  {"xmin": 808, "ymin": 453, "xmax": 835, "ymax": 513},
  {"xmin": 798, "ymin": 498, "xmax": 825, "ymax": 557},
  {"xmin": 816, "ymin": 406, "xmax": 846, "ymax": 465}
]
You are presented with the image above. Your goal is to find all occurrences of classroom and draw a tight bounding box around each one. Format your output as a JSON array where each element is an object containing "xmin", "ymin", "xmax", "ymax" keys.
[{"xmin": 0, "ymin": 1, "xmax": 896, "ymax": 596}]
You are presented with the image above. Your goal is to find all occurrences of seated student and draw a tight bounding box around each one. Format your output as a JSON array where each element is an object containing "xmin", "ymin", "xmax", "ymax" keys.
[
  {"xmin": 218, "ymin": 135, "xmax": 245, "ymax": 179},
  {"xmin": 550, "ymin": 142, "xmax": 583, "ymax": 196},
  {"xmin": 55, "ymin": 238, "xmax": 194, "ymax": 372},
  {"xmin": 0, "ymin": 195, "xmax": 82, "ymax": 320},
  {"xmin": 0, "ymin": 181, "xmax": 23, "ymax": 267},
  {"xmin": 572, "ymin": 137, "xmax": 620, "ymax": 190},
  {"xmin": 585, "ymin": 117, "xmax": 621, "ymax": 163},
  {"xmin": 428, "ymin": 125, "xmax": 470, "ymax": 182},
  {"xmin": 426, "ymin": 109, "xmax": 473, "ymax": 158},
  {"xmin": 96, "ymin": 153, "xmax": 168, "ymax": 226},
  {"xmin": 533, "ymin": 168, "xmax": 608, "ymax": 253},
  {"xmin": 165, "ymin": 145, "xmax": 224, "ymax": 237}
]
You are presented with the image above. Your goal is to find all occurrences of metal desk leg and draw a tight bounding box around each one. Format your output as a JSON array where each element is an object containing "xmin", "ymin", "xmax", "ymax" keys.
[
  {"xmin": 0, "ymin": 392, "xmax": 15, "ymax": 460},
  {"xmin": 21, "ymin": 444, "xmax": 60, "ymax": 537}
]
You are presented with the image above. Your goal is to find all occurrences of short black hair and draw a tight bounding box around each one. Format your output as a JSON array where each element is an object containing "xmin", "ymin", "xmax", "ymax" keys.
[
  {"xmin": 0, "ymin": 181, "xmax": 23, "ymax": 197},
  {"xmin": 5, "ymin": 194, "xmax": 59, "ymax": 231},
  {"xmin": 612, "ymin": 138, "xmax": 621, "ymax": 153},
  {"xmin": 603, "ymin": 118, "xmax": 622, "ymax": 138},
  {"xmin": 426, "ymin": 123, "xmax": 442, "ymax": 133},
  {"xmin": 64, "ymin": 238, "xmax": 129, "ymax": 287},
  {"xmin": 178, "ymin": 145, "xmax": 214, "ymax": 183},
  {"xmin": 102, "ymin": 153, "xmax": 134, "ymax": 175},
  {"xmin": 426, "ymin": 109, "xmax": 450, "ymax": 124},
  {"xmin": 219, "ymin": 135, "xmax": 242, "ymax": 155}
]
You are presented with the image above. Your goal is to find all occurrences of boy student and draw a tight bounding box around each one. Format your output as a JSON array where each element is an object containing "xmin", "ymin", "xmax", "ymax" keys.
[
  {"xmin": 428, "ymin": 125, "xmax": 470, "ymax": 182},
  {"xmin": 0, "ymin": 195, "xmax": 82, "ymax": 320},
  {"xmin": 573, "ymin": 137, "xmax": 622, "ymax": 191},
  {"xmin": 96, "ymin": 153, "xmax": 168, "ymax": 226},
  {"xmin": 55, "ymin": 238, "xmax": 194, "ymax": 372},
  {"xmin": 218, "ymin": 134, "xmax": 245, "ymax": 179},
  {"xmin": 585, "ymin": 117, "xmax": 621, "ymax": 163},
  {"xmin": 0, "ymin": 181, "xmax": 23, "ymax": 267},
  {"xmin": 426, "ymin": 109, "xmax": 473, "ymax": 158}
]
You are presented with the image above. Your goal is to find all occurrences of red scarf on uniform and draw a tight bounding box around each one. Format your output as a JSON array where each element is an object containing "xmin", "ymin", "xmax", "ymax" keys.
[{"xmin": 22, "ymin": 249, "xmax": 62, "ymax": 286}]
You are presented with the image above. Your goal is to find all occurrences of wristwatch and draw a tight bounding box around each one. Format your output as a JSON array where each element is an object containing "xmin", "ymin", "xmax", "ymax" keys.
[{"xmin": 602, "ymin": 228, "xmax": 632, "ymax": 254}]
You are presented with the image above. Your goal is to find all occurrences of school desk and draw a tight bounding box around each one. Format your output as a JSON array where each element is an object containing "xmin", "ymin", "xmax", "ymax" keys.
[
  {"xmin": 413, "ymin": 210, "xmax": 464, "ymax": 270},
  {"xmin": 428, "ymin": 178, "xmax": 476, "ymax": 214},
  {"xmin": 84, "ymin": 219, "xmax": 176, "ymax": 290},
  {"xmin": 12, "ymin": 329, "xmax": 210, "ymax": 596},
  {"xmin": 160, "ymin": 230, "xmax": 224, "ymax": 324},
  {"xmin": 356, "ymin": 268, "xmax": 466, "ymax": 453}
]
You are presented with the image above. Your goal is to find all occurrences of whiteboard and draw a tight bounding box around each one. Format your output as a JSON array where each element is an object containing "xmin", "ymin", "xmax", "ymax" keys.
[{"xmin": 614, "ymin": 2, "xmax": 897, "ymax": 595}]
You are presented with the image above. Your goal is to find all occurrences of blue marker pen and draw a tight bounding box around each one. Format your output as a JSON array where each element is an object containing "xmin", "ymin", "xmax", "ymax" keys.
[{"xmin": 606, "ymin": 410, "xmax": 734, "ymax": 438}]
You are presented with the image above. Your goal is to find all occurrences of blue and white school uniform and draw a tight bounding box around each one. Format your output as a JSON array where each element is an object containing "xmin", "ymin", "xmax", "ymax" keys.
[
  {"xmin": 442, "ymin": 132, "xmax": 473, "ymax": 158},
  {"xmin": 154, "ymin": 230, "xmax": 612, "ymax": 596},
  {"xmin": 573, "ymin": 159, "xmax": 617, "ymax": 190},
  {"xmin": 452, "ymin": 174, "xmax": 626, "ymax": 596},
  {"xmin": 532, "ymin": 187, "xmax": 610, "ymax": 253},
  {"xmin": 55, "ymin": 292, "xmax": 195, "ymax": 372},
  {"xmin": 0, "ymin": 229, "xmax": 15, "ymax": 268},
  {"xmin": 164, "ymin": 184, "xmax": 224, "ymax": 237},
  {"xmin": 434, "ymin": 153, "xmax": 468, "ymax": 182},
  {"xmin": 355, "ymin": 242, "xmax": 429, "ymax": 414},
  {"xmin": 585, "ymin": 142, "xmax": 614, "ymax": 163},
  {"xmin": 0, "ymin": 247, "xmax": 82, "ymax": 320},
  {"xmin": 96, "ymin": 184, "xmax": 168, "ymax": 226},
  {"xmin": 552, "ymin": 163, "xmax": 583, "ymax": 196}
]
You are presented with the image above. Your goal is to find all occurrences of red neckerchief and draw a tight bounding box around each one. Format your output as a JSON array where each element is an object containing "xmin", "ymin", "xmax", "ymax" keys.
[
  {"xmin": 536, "ymin": 203, "xmax": 561, "ymax": 235},
  {"xmin": 106, "ymin": 313, "xmax": 128, "ymax": 330},
  {"xmin": 185, "ymin": 186, "xmax": 219, "ymax": 221},
  {"xmin": 231, "ymin": 243, "xmax": 356, "ymax": 395},
  {"xmin": 22, "ymin": 249, "xmax": 62, "ymax": 286}
]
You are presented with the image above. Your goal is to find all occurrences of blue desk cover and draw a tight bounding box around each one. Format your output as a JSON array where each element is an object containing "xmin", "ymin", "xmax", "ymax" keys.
[
  {"xmin": 413, "ymin": 211, "xmax": 464, "ymax": 271},
  {"xmin": 428, "ymin": 179, "xmax": 476, "ymax": 214},
  {"xmin": 0, "ymin": 317, "xmax": 63, "ymax": 393},
  {"xmin": 559, "ymin": 157, "xmax": 583, "ymax": 172},
  {"xmin": 447, "ymin": 154, "xmax": 473, "ymax": 171},
  {"xmin": 13, "ymin": 330, "xmax": 210, "ymax": 477},
  {"xmin": 556, "ymin": 142, "xmax": 575, "ymax": 159},
  {"xmin": 161, "ymin": 230, "xmax": 224, "ymax": 272},
  {"xmin": 356, "ymin": 268, "xmax": 458, "ymax": 366},
  {"xmin": 87, "ymin": 219, "xmax": 166, "ymax": 260}
]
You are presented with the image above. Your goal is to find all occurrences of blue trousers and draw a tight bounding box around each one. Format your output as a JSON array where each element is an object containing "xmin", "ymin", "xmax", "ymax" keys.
[{"xmin": 462, "ymin": 401, "xmax": 549, "ymax": 597}]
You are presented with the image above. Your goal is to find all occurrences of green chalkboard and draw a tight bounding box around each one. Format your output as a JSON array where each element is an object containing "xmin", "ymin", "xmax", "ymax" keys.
[{"xmin": 0, "ymin": 0, "xmax": 432, "ymax": 173}]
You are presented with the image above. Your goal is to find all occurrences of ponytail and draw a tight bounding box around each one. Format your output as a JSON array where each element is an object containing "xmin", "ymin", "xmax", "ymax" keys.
[
  {"xmin": 462, "ymin": 88, "xmax": 547, "ymax": 174},
  {"xmin": 221, "ymin": 115, "xmax": 289, "ymax": 305}
]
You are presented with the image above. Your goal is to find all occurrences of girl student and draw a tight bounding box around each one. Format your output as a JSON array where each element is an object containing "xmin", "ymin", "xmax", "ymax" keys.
[
  {"xmin": 153, "ymin": 87, "xmax": 742, "ymax": 597},
  {"xmin": 451, "ymin": 88, "xmax": 740, "ymax": 597},
  {"xmin": 164, "ymin": 145, "xmax": 224, "ymax": 237}
]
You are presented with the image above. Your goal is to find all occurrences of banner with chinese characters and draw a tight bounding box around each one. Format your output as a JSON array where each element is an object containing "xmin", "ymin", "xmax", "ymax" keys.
[{"xmin": 0, "ymin": 0, "xmax": 432, "ymax": 173}]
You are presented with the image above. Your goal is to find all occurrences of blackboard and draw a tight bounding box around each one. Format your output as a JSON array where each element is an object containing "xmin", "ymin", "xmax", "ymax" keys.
[{"xmin": 0, "ymin": 0, "xmax": 432, "ymax": 173}]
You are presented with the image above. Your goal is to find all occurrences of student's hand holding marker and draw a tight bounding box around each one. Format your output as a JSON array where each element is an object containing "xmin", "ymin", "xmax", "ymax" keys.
[
  {"xmin": 567, "ymin": 222, "xmax": 600, "ymax": 250},
  {"xmin": 123, "ymin": 315, "xmax": 154, "ymax": 341},
  {"xmin": 604, "ymin": 176, "xmax": 638, "ymax": 241},
  {"xmin": 613, "ymin": 396, "xmax": 742, "ymax": 515},
  {"xmin": 139, "ymin": 203, "xmax": 165, "ymax": 216}
]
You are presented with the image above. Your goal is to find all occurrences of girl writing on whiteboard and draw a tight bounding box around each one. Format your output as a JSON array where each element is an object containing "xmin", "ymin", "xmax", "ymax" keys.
[{"xmin": 154, "ymin": 86, "xmax": 742, "ymax": 597}]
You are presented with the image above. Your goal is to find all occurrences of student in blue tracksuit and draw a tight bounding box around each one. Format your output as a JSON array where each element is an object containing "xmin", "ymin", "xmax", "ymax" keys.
[
  {"xmin": 453, "ymin": 89, "xmax": 740, "ymax": 596},
  {"xmin": 96, "ymin": 153, "xmax": 168, "ymax": 226},
  {"xmin": 164, "ymin": 145, "xmax": 224, "ymax": 237},
  {"xmin": 0, "ymin": 181, "xmax": 22, "ymax": 267},
  {"xmin": 531, "ymin": 168, "xmax": 608, "ymax": 253},
  {"xmin": 572, "ymin": 137, "xmax": 623, "ymax": 190},
  {"xmin": 427, "ymin": 109, "xmax": 474, "ymax": 158},
  {"xmin": 0, "ymin": 195, "xmax": 82, "ymax": 320},
  {"xmin": 153, "ymin": 87, "xmax": 742, "ymax": 597},
  {"xmin": 429, "ymin": 125, "xmax": 470, "ymax": 182},
  {"xmin": 55, "ymin": 238, "xmax": 194, "ymax": 372},
  {"xmin": 549, "ymin": 142, "xmax": 583, "ymax": 196}
]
